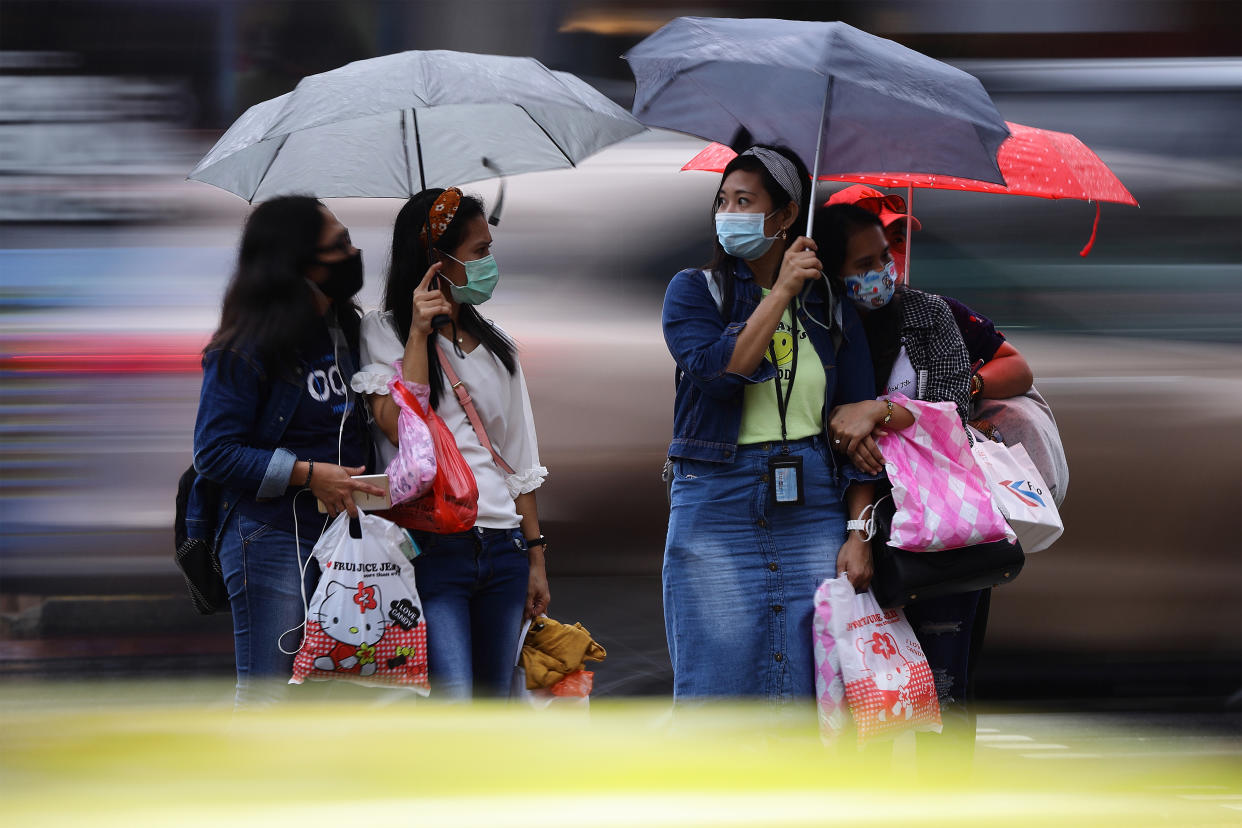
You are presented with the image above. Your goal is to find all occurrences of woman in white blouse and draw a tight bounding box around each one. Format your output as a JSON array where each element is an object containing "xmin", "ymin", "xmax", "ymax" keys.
[{"xmin": 350, "ymin": 186, "xmax": 550, "ymax": 699}]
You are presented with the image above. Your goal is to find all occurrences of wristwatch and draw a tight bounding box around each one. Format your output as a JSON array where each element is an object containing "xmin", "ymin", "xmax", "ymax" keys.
[{"xmin": 970, "ymin": 373, "xmax": 985, "ymax": 399}]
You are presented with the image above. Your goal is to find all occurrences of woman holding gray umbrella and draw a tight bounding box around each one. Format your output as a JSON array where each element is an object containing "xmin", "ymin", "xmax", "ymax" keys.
[
  {"xmin": 661, "ymin": 145, "xmax": 879, "ymax": 701},
  {"xmin": 351, "ymin": 187, "xmax": 550, "ymax": 700}
]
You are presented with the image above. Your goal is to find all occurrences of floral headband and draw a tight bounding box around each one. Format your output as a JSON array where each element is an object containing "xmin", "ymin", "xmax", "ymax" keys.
[{"xmin": 420, "ymin": 186, "xmax": 463, "ymax": 248}]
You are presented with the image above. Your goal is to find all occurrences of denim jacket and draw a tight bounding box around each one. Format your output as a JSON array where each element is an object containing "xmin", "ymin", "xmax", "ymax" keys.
[
  {"xmin": 191, "ymin": 346, "xmax": 305, "ymax": 537},
  {"xmin": 662, "ymin": 261, "xmax": 878, "ymax": 475}
]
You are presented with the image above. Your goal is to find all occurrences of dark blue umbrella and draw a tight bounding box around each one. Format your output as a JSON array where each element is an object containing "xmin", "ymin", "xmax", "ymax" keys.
[{"xmin": 624, "ymin": 17, "xmax": 1010, "ymax": 235}]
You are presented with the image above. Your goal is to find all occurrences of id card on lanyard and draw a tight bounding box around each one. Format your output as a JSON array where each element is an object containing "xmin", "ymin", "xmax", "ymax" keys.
[{"xmin": 768, "ymin": 303, "xmax": 805, "ymax": 506}]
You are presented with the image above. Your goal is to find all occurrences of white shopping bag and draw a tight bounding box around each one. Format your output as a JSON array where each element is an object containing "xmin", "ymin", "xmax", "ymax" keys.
[
  {"xmin": 290, "ymin": 512, "xmax": 429, "ymax": 693},
  {"xmin": 817, "ymin": 575, "xmax": 941, "ymax": 745},
  {"xmin": 971, "ymin": 434, "xmax": 1065, "ymax": 553}
]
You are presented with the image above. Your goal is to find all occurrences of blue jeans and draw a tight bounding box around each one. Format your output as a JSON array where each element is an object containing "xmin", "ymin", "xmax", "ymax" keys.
[
  {"xmin": 410, "ymin": 527, "xmax": 529, "ymax": 700},
  {"xmin": 664, "ymin": 435, "xmax": 847, "ymax": 702},
  {"xmin": 218, "ymin": 510, "xmax": 320, "ymax": 707}
]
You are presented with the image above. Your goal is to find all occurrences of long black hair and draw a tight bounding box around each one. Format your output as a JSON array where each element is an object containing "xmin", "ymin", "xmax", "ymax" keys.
[
  {"xmin": 207, "ymin": 195, "xmax": 360, "ymax": 379},
  {"xmin": 385, "ymin": 188, "xmax": 516, "ymax": 410},
  {"xmin": 703, "ymin": 144, "xmax": 817, "ymax": 317},
  {"xmin": 813, "ymin": 203, "xmax": 903, "ymax": 391}
]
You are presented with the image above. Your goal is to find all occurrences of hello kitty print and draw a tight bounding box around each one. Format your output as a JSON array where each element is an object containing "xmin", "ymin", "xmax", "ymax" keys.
[{"xmin": 291, "ymin": 512, "xmax": 429, "ymax": 693}]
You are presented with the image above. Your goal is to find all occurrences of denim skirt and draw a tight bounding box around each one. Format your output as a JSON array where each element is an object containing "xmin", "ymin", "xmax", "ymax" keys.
[{"xmin": 663, "ymin": 435, "xmax": 847, "ymax": 702}]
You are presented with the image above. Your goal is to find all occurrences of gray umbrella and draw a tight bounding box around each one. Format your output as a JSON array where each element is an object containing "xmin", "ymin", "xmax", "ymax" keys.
[
  {"xmin": 190, "ymin": 50, "xmax": 645, "ymax": 202},
  {"xmin": 624, "ymin": 17, "xmax": 1010, "ymax": 234}
]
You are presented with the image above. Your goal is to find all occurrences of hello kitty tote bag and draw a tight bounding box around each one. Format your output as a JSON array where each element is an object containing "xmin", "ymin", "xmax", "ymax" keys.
[
  {"xmin": 876, "ymin": 392, "xmax": 1015, "ymax": 552},
  {"xmin": 291, "ymin": 511, "xmax": 429, "ymax": 694},
  {"xmin": 815, "ymin": 575, "xmax": 941, "ymax": 745}
]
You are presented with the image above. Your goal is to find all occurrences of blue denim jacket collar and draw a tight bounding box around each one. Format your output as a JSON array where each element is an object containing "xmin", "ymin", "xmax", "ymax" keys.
[{"xmin": 663, "ymin": 261, "xmax": 873, "ymax": 467}]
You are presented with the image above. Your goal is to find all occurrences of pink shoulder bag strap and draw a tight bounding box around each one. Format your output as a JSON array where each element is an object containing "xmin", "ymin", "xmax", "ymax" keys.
[{"xmin": 436, "ymin": 345, "xmax": 516, "ymax": 475}]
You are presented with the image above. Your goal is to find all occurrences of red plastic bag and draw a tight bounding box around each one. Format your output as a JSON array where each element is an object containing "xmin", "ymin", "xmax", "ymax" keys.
[
  {"xmin": 549, "ymin": 670, "xmax": 594, "ymax": 697},
  {"xmin": 380, "ymin": 379, "xmax": 478, "ymax": 533}
]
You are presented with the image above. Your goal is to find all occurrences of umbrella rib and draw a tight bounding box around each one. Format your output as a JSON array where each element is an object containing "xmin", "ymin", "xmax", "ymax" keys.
[
  {"xmin": 400, "ymin": 109, "xmax": 416, "ymax": 197},
  {"xmin": 412, "ymin": 108, "xmax": 428, "ymax": 191},
  {"xmin": 516, "ymin": 104, "xmax": 575, "ymax": 168},
  {"xmin": 248, "ymin": 134, "xmax": 291, "ymax": 203}
]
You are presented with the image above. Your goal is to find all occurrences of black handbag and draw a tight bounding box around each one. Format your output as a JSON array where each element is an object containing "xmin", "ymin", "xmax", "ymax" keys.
[
  {"xmin": 868, "ymin": 491, "xmax": 1024, "ymax": 610},
  {"xmin": 174, "ymin": 465, "xmax": 229, "ymax": 615}
]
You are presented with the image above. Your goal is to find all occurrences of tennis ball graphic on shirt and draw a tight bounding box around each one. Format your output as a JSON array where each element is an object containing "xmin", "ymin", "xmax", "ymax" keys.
[{"xmin": 770, "ymin": 331, "xmax": 794, "ymax": 366}]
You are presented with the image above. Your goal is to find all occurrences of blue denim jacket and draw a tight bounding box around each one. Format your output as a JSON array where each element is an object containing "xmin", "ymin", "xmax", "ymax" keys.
[
  {"xmin": 191, "ymin": 347, "xmax": 305, "ymax": 538},
  {"xmin": 662, "ymin": 261, "xmax": 877, "ymax": 474}
]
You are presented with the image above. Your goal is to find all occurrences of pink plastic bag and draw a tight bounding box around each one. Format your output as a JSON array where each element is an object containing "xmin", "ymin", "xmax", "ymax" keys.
[
  {"xmin": 383, "ymin": 364, "xmax": 437, "ymax": 506},
  {"xmin": 815, "ymin": 575, "xmax": 941, "ymax": 745},
  {"xmin": 812, "ymin": 579, "xmax": 848, "ymax": 743},
  {"xmin": 876, "ymin": 392, "xmax": 1015, "ymax": 552}
]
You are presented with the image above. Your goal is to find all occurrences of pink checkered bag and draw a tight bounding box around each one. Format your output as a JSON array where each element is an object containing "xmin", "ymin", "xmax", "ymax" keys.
[
  {"xmin": 815, "ymin": 575, "xmax": 941, "ymax": 745},
  {"xmin": 876, "ymin": 393, "xmax": 1015, "ymax": 552}
]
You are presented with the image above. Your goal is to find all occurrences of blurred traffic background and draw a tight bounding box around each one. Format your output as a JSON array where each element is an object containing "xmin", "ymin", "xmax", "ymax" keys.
[{"xmin": 1, "ymin": 0, "xmax": 1239, "ymax": 705}]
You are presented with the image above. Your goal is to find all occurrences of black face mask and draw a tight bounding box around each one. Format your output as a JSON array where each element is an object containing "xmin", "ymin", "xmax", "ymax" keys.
[{"xmin": 316, "ymin": 249, "xmax": 363, "ymax": 300}]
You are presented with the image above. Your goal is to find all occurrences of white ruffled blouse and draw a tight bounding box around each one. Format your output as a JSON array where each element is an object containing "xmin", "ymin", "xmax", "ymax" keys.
[{"xmin": 351, "ymin": 310, "xmax": 547, "ymax": 530}]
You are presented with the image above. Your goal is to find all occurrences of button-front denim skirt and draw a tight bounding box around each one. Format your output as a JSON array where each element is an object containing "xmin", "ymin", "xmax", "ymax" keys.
[{"xmin": 663, "ymin": 435, "xmax": 847, "ymax": 702}]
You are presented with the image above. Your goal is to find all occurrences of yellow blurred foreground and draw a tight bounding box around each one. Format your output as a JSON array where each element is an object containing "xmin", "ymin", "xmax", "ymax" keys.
[{"xmin": 1, "ymin": 680, "xmax": 1238, "ymax": 827}]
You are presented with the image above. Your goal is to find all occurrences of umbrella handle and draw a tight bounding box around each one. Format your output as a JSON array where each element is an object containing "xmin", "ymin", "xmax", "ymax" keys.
[{"xmin": 429, "ymin": 272, "xmax": 451, "ymax": 330}]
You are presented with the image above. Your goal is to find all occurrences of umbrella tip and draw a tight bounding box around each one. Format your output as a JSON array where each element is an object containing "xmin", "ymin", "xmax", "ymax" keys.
[{"xmin": 482, "ymin": 156, "xmax": 505, "ymax": 227}]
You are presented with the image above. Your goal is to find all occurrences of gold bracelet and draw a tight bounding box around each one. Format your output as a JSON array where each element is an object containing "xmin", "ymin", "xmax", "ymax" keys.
[{"xmin": 882, "ymin": 399, "xmax": 893, "ymax": 425}]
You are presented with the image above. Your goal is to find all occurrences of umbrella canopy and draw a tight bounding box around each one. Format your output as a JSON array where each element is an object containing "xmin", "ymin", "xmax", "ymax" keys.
[
  {"xmin": 189, "ymin": 50, "xmax": 645, "ymax": 202},
  {"xmin": 683, "ymin": 123, "xmax": 1136, "ymax": 203},
  {"xmin": 822, "ymin": 122, "xmax": 1137, "ymax": 205},
  {"xmin": 625, "ymin": 17, "xmax": 1010, "ymax": 192},
  {"xmin": 682, "ymin": 122, "xmax": 1137, "ymax": 256}
]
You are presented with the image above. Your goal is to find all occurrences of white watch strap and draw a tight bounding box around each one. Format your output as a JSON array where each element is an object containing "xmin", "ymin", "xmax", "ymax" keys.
[{"xmin": 846, "ymin": 502, "xmax": 878, "ymax": 542}]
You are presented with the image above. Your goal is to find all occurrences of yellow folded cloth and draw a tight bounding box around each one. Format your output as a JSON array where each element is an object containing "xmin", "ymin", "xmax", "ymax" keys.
[{"xmin": 520, "ymin": 616, "xmax": 606, "ymax": 690}]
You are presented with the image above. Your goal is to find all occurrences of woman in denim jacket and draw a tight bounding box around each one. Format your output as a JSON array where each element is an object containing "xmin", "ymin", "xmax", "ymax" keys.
[
  {"xmin": 662, "ymin": 146, "xmax": 879, "ymax": 701},
  {"xmin": 193, "ymin": 196, "xmax": 384, "ymax": 706},
  {"xmin": 820, "ymin": 203, "xmax": 981, "ymax": 766}
]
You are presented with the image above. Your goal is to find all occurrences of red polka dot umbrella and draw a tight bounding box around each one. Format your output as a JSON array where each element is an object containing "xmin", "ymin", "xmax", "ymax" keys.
[{"xmin": 683, "ymin": 122, "xmax": 1138, "ymax": 261}]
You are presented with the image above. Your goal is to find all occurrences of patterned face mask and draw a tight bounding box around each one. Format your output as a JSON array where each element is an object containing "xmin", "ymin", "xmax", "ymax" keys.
[{"xmin": 844, "ymin": 260, "xmax": 898, "ymax": 309}]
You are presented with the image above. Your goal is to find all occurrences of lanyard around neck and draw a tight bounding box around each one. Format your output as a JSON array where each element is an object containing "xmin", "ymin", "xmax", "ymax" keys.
[{"xmin": 768, "ymin": 300, "xmax": 799, "ymax": 451}]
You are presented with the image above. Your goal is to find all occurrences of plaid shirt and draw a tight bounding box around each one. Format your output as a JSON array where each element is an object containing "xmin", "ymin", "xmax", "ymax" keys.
[{"xmin": 898, "ymin": 289, "xmax": 971, "ymax": 422}]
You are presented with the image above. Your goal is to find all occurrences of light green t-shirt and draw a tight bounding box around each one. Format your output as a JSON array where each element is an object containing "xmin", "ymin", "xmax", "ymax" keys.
[{"xmin": 737, "ymin": 294, "xmax": 827, "ymax": 444}]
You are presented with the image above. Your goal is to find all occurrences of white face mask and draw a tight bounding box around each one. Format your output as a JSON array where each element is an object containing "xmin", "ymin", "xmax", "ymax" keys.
[{"xmin": 715, "ymin": 210, "xmax": 779, "ymax": 260}]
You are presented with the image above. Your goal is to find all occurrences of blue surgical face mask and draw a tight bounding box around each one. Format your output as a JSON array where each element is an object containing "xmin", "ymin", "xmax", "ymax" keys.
[
  {"xmin": 442, "ymin": 252, "xmax": 499, "ymax": 305},
  {"xmin": 715, "ymin": 210, "xmax": 779, "ymax": 260},
  {"xmin": 844, "ymin": 260, "xmax": 898, "ymax": 310}
]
